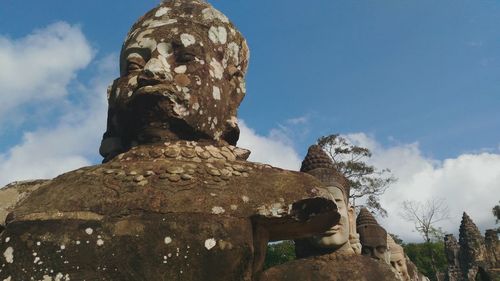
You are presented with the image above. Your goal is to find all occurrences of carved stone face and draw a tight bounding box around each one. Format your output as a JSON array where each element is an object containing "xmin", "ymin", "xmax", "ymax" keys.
[
  {"xmin": 101, "ymin": 0, "xmax": 249, "ymax": 159},
  {"xmin": 391, "ymin": 252, "xmax": 410, "ymax": 281},
  {"xmin": 311, "ymin": 186, "xmax": 350, "ymax": 249},
  {"xmin": 362, "ymin": 245, "xmax": 390, "ymax": 263}
]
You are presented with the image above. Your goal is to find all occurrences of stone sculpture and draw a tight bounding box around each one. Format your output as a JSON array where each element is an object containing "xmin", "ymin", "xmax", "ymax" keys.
[
  {"xmin": 443, "ymin": 212, "xmax": 500, "ymax": 281},
  {"xmin": 357, "ymin": 207, "xmax": 390, "ymax": 264},
  {"xmin": 259, "ymin": 145, "xmax": 399, "ymax": 281},
  {"xmin": 349, "ymin": 205, "xmax": 363, "ymax": 255},
  {"xmin": 388, "ymin": 234, "xmax": 412, "ymax": 281},
  {"xmin": 0, "ymin": 1, "xmax": 341, "ymax": 280}
]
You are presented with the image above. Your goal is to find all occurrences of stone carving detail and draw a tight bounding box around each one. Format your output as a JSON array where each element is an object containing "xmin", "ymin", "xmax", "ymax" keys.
[
  {"xmin": 357, "ymin": 207, "xmax": 390, "ymax": 264},
  {"xmin": 443, "ymin": 212, "xmax": 500, "ymax": 281},
  {"xmin": 0, "ymin": 1, "xmax": 340, "ymax": 280},
  {"xmin": 100, "ymin": 0, "xmax": 250, "ymax": 162},
  {"xmin": 259, "ymin": 145, "xmax": 400, "ymax": 281},
  {"xmin": 388, "ymin": 234, "xmax": 412, "ymax": 281}
]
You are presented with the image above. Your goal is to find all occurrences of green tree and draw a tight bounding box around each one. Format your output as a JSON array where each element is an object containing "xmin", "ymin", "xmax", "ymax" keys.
[
  {"xmin": 264, "ymin": 241, "xmax": 296, "ymax": 269},
  {"xmin": 493, "ymin": 201, "xmax": 500, "ymax": 223},
  {"xmin": 317, "ymin": 134, "xmax": 396, "ymax": 216},
  {"xmin": 404, "ymin": 242, "xmax": 447, "ymax": 281}
]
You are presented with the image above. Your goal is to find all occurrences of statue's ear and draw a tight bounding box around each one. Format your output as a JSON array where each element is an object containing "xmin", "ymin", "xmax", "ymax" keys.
[
  {"xmin": 347, "ymin": 206, "xmax": 358, "ymax": 235},
  {"xmin": 99, "ymin": 79, "xmax": 124, "ymax": 162}
]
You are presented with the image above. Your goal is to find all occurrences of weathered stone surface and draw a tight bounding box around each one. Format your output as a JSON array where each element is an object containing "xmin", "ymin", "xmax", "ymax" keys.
[
  {"xmin": 261, "ymin": 144, "xmax": 401, "ymax": 281},
  {"xmin": 443, "ymin": 213, "xmax": 500, "ymax": 281},
  {"xmin": 356, "ymin": 207, "xmax": 389, "ymax": 263},
  {"xmin": 0, "ymin": 143, "xmax": 339, "ymax": 280},
  {"xmin": 259, "ymin": 252, "xmax": 400, "ymax": 281},
  {"xmin": 0, "ymin": 180, "xmax": 50, "ymax": 227},
  {"xmin": 300, "ymin": 144, "xmax": 336, "ymax": 173},
  {"xmin": 0, "ymin": 0, "xmax": 343, "ymax": 279},
  {"xmin": 388, "ymin": 234, "xmax": 411, "ymax": 281},
  {"xmin": 99, "ymin": 0, "xmax": 250, "ymax": 162},
  {"xmin": 299, "ymin": 145, "xmax": 350, "ymax": 197}
]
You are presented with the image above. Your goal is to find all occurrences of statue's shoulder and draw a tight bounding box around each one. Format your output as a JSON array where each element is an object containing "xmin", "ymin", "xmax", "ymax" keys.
[
  {"xmin": 10, "ymin": 143, "xmax": 328, "ymax": 220},
  {"xmin": 0, "ymin": 179, "xmax": 51, "ymax": 226}
]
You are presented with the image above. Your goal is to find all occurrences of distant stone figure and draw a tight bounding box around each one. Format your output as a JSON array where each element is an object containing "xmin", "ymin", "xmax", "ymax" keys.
[
  {"xmin": 357, "ymin": 207, "xmax": 390, "ymax": 264},
  {"xmin": 0, "ymin": 1, "xmax": 340, "ymax": 280},
  {"xmin": 259, "ymin": 145, "xmax": 400, "ymax": 281},
  {"xmin": 388, "ymin": 234, "xmax": 412, "ymax": 281}
]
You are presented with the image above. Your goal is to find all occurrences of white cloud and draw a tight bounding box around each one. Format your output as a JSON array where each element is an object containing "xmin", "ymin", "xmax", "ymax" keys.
[
  {"xmin": 0, "ymin": 26, "xmax": 113, "ymax": 186},
  {"xmin": 238, "ymin": 120, "xmax": 302, "ymax": 170},
  {"xmin": 0, "ymin": 22, "xmax": 93, "ymax": 118},
  {"xmin": 345, "ymin": 133, "xmax": 500, "ymax": 243}
]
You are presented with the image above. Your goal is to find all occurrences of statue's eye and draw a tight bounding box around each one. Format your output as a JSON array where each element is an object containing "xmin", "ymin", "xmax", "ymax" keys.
[
  {"xmin": 128, "ymin": 61, "xmax": 143, "ymax": 72},
  {"xmin": 176, "ymin": 52, "xmax": 196, "ymax": 63}
]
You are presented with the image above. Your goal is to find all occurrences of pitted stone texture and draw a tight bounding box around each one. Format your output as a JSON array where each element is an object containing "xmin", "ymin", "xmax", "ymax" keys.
[
  {"xmin": 0, "ymin": 180, "xmax": 50, "ymax": 227},
  {"xmin": 443, "ymin": 213, "xmax": 500, "ymax": 281},
  {"xmin": 356, "ymin": 207, "xmax": 388, "ymax": 259},
  {"xmin": 356, "ymin": 207, "xmax": 379, "ymax": 227},
  {"xmin": 0, "ymin": 214, "xmax": 253, "ymax": 280},
  {"xmin": 1, "ymin": 143, "xmax": 339, "ymax": 280},
  {"xmin": 459, "ymin": 213, "xmax": 488, "ymax": 263},
  {"xmin": 300, "ymin": 145, "xmax": 335, "ymax": 173},
  {"xmin": 301, "ymin": 145, "xmax": 350, "ymax": 198},
  {"xmin": 100, "ymin": 0, "xmax": 250, "ymax": 162},
  {"xmin": 259, "ymin": 252, "xmax": 400, "ymax": 281}
]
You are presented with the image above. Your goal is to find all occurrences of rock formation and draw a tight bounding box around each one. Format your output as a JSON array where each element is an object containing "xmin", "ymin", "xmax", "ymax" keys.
[
  {"xmin": 0, "ymin": 1, "xmax": 341, "ymax": 280},
  {"xmin": 443, "ymin": 212, "xmax": 500, "ymax": 281},
  {"xmin": 259, "ymin": 145, "xmax": 400, "ymax": 281},
  {"xmin": 357, "ymin": 207, "xmax": 389, "ymax": 263}
]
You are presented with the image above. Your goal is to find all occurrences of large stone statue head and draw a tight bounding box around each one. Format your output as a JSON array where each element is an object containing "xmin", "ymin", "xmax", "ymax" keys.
[
  {"xmin": 100, "ymin": 0, "xmax": 249, "ymax": 161},
  {"xmin": 295, "ymin": 145, "xmax": 354, "ymax": 257},
  {"xmin": 388, "ymin": 234, "xmax": 411, "ymax": 281},
  {"xmin": 357, "ymin": 207, "xmax": 389, "ymax": 263}
]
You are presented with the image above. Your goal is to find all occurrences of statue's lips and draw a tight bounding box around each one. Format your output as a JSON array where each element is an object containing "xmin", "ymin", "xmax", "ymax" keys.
[
  {"xmin": 322, "ymin": 225, "xmax": 342, "ymax": 236},
  {"xmin": 129, "ymin": 84, "xmax": 190, "ymax": 119},
  {"xmin": 132, "ymin": 84, "xmax": 178, "ymax": 99}
]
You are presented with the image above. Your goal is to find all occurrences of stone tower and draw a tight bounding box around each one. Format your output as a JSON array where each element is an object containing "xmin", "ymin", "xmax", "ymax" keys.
[
  {"xmin": 459, "ymin": 212, "xmax": 488, "ymax": 278},
  {"xmin": 484, "ymin": 229, "xmax": 499, "ymax": 269},
  {"xmin": 444, "ymin": 212, "xmax": 500, "ymax": 281}
]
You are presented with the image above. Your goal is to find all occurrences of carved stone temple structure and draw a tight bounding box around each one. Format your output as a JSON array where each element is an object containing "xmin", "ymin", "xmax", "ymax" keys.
[
  {"xmin": 0, "ymin": 1, "xmax": 342, "ymax": 280},
  {"xmin": 443, "ymin": 213, "xmax": 500, "ymax": 281},
  {"xmin": 259, "ymin": 145, "xmax": 400, "ymax": 281}
]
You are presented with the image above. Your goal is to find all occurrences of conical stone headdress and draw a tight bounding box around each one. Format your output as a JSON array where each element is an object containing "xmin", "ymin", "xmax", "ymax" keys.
[
  {"xmin": 356, "ymin": 207, "xmax": 387, "ymax": 248},
  {"xmin": 300, "ymin": 145, "xmax": 350, "ymax": 198}
]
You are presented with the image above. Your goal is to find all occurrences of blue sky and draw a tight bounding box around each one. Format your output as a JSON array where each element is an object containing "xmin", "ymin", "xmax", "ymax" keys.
[{"xmin": 0, "ymin": 0, "xmax": 499, "ymax": 241}]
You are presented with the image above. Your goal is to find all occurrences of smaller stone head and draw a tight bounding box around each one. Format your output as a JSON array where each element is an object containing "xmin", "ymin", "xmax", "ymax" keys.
[
  {"xmin": 356, "ymin": 207, "xmax": 389, "ymax": 263},
  {"xmin": 295, "ymin": 145, "xmax": 353, "ymax": 256},
  {"xmin": 387, "ymin": 234, "xmax": 411, "ymax": 281},
  {"xmin": 100, "ymin": 0, "xmax": 249, "ymax": 161}
]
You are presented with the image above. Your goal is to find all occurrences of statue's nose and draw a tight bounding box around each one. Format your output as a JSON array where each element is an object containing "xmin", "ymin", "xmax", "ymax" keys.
[{"xmin": 138, "ymin": 58, "xmax": 172, "ymax": 87}]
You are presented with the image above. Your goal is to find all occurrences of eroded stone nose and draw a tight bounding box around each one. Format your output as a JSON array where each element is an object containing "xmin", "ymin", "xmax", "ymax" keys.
[{"xmin": 138, "ymin": 57, "xmax": 173, "ymax": 86}]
